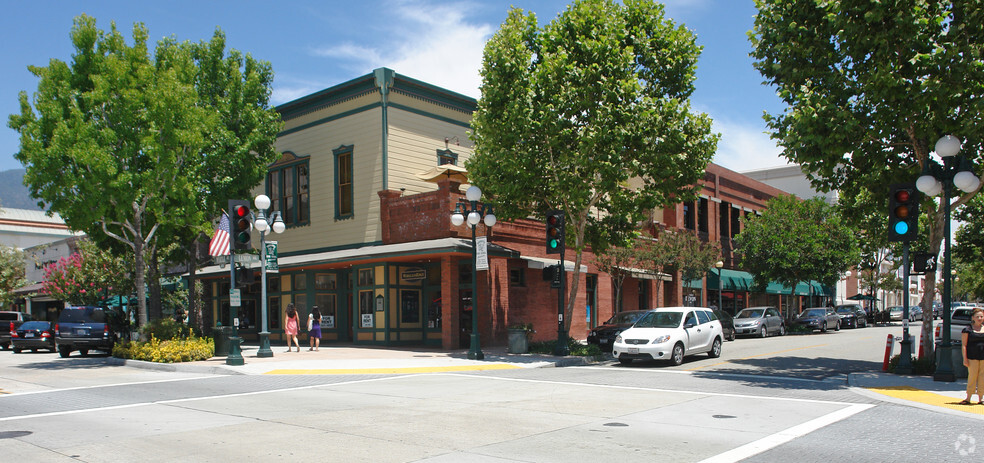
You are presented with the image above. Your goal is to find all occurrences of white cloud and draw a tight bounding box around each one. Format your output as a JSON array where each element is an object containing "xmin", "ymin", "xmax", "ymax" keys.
[
  {"xmin": 710, "ymin": 117, "xmax": 790, "ymax": 173},
  {"xmin": 307, "ymin": 0, "xmax": 493, "ymax": 98}
]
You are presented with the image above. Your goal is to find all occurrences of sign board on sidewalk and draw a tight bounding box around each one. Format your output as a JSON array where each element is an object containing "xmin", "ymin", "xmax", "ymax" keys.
[{"xmin": 476, "ymin": 236, "xmax": 489, "ymax": 271}]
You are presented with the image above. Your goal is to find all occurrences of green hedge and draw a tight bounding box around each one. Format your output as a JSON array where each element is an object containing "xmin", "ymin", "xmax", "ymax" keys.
[
  {"xmin": 887, "ymin": 354, "xmax": 936, "ymax": 376},
  {"xmin": 113, "ymin": 336, "xmax": 214, "ymax": 363},
  {"xmin": 529, "ymin": 337, "xmax": 604, "ymax": 357}
]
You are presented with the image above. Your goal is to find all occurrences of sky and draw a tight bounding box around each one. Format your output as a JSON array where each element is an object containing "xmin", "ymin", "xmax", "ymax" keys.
[{"xmin": 0, "ymin": 0, "xmax": 790, "ymax": 174}]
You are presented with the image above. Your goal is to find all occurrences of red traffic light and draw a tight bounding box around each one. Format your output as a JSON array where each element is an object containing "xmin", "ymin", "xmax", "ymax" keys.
[{"xmin": 894, "ymin": 189, "xmax": 910, "ymax": 203}]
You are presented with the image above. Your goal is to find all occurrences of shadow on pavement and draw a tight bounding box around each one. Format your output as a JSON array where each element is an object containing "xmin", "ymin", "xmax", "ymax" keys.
[{"xmin": 15, "ymin": 354, "xmax": 119, "ymax": 371}]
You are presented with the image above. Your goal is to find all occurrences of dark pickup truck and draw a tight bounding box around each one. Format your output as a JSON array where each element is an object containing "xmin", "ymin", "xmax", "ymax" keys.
[
  {"xmin": 54, "ymin": 306, "xmax": 119, "ymax": 357},
  {"xmin": 1, "ymin": 311, "xmax": 33, "ymax": 350}
]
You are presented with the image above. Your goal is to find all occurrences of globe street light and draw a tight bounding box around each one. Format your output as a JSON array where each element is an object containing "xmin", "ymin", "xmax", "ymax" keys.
[
  {"xmin": 253, "ymin": 194, "xmax": 285, "ymax": 358},
  {"xmin": 715, "ymin": 260, "xmax": 724, "ymax": 314},
  {"xmin": 450, "ymin": 185, "xmax": 495, "ymax": 360},
  {"xmin": 916, "ymin": 135, "xmax": 979, "ymax": 382}
]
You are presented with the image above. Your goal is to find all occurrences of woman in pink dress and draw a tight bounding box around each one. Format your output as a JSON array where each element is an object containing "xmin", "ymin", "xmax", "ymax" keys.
[{"xmin": 284, "ymin": 304, "xmax": 301, "ymax": 352}]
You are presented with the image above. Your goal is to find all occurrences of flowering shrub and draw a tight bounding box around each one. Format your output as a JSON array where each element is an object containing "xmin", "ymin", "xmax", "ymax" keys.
[
  {"xmin": 41, "ymin": 240, "xmax": 133, "ymax": 306},
  {"xmin": 113, "ymin": 336, "xmax": 215, "ymax": 363}
]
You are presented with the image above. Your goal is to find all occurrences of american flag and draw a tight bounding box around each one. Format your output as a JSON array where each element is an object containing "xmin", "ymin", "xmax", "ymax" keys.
[{"xmin": 209, "ymin": 213, "xmax": 231, "ymax": 256}]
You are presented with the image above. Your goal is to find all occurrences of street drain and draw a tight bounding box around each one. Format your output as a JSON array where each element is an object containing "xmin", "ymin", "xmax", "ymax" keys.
[
  {"xmin": 713, "ymin": 415, "xmax": 737, "ymax": 419},
  {"xmin": 603, "ymin": 422, "xmax": 629, "ymax": 427},
  {"xmin": 0, "ymin": 431, "xmax": 32, "ymax": 439}
]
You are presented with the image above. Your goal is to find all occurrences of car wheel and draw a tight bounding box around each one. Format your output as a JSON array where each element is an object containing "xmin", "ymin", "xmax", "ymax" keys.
[
  {"xmin": 779, "ymin": 324, "xmax": 786, "ymax": 336},
  {"xmin": 708, "ymin": 338, "xmax": 722, "ymax": 358},
  {"xmin": 1, "ymin": 342, "xmax": 9, "ymax": 350},
  {"xmin": 727, "ymin": 330, "xmax": 735, "ymax": 342},
  {"xmin": 58, "ymin": 346, "xmax": 71, "ymax": 358},
  {"xmin": 31, "ymin": 348, "xmax": 38, "ymax": 353},
  {"xmin": 760, "ymin": 325, "xmax": 768, "ymax": 338},
  {"xmin": 80, "ymin": 349, "xmax": 89, "ymax": 357},
  {"xmin": 618, "ymin": 357, "xmax": 633, "ymax": 365},
  {"xmin": 50, "ymin": 346, "xmax": 57, "ymax": 353},
  {"xmin": 820, "ymin": 323, "xmax": 827, "ymax": 333},
  {"xmin": 835, "ymin": 321, "xmax": 840, "ymax": 331},
  {"xmin": 671, "ymin": 343, "xmax": 685, "ymax": 366},
  {"xmin": 13, "ymin": 347, "xmax": 22, "ymax": 353}
]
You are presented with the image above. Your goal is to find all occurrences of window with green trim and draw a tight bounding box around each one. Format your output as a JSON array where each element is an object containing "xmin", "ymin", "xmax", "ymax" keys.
[
  {"xmin": 334, "ymin": 145, "xmax": 354, "ymax": 219},
  {"xmin": 267, "ymin": 152, "xmax": 310, "ymax": 227},
  {"xmin": 437, "ymin": 149, "xmax": 457, "ymax": 166}
]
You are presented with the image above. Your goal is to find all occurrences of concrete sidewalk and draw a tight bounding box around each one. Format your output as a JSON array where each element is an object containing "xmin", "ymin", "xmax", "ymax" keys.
[
  {"xmin": 849, "ymin": 371, "xmax": 984, "ymax": 419},
  {"xmin": 114, "ymin": 343, "xmax": 597, "ymax": 376}
]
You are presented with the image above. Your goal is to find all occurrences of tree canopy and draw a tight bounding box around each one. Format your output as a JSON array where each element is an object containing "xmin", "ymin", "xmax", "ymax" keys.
[
  {"xmin": 469, "ymin": 0, "xmax": 718, "ymax": 330},
  {"xmin": 734, "ymin": 195, "xmax": 859, "ymax": 314},
  {"xmin": 8, "ymin": 15, "xmax": 281, "ymax": 326},
  {"xmin": 0, "ymin": 244, "xmax": 27, "ymax": 306},
  {"xmin": 750, "ymin": 0, "xmax": 984, "ymax": 343}
]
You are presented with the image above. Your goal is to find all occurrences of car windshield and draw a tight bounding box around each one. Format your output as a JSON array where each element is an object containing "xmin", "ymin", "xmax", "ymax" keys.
[
  {"xmin": 635, "ymin": 311, "xmax": 682, "ymax": 328},
  {"xmin": 19, "ymin": 321, "xmax": 50, "ymax": 330},
  {"xmin": 836, "ymin": 308, "xmax": 854, "ymax": 314},
  {"xmin": 802, "ymin": 309, "xmax": 826, "ymax": 318},
  {"xmin": 890, "ymin": 307, "xmax": 903, "ymax": 312},
  {"xmin": 737, "ymin": 309, "xmax": 763, "ymax": 318},
  {"xmin": 608, "ymin": 312, "xmax": 645, "ymax": 324},
  {"xmin": 59, "ymin": 307, "xmax": 106, "ymax": 323},
  {"xmin": 0, "ymin": 313, "xmax": 19, "ymax": 321}
]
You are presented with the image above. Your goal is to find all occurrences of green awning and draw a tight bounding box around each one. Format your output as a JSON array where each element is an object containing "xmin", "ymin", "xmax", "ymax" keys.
[
  {"xmin": 764, "ymin": 280, "xmax": 832, "ymax": 296},
  {"xmin": 707, "ymin": 269, "xmax": 754, "ymax": 292}
]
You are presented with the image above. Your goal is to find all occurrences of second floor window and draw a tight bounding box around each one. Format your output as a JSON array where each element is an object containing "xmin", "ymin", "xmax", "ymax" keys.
[
  {"xmin": 267, "ymin": 152, "xmax": 310, "ymax": 227},
  {"xmin": 334, "ymin": 145, "xmax": 354, "ymax": 219}
]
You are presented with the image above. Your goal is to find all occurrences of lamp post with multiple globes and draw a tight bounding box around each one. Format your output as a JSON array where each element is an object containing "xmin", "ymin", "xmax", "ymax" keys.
[
  {"xmin": 252, "ymin": 194, "xmax": 286, "ymax": 358},
  {"xmin": 450, "ymin": 186, "xmax": 496, "ymax": 360}
]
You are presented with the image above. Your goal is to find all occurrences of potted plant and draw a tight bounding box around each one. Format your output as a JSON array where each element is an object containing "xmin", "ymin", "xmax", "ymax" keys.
[{"xmin": 507, "ymin": 322, "xmax": 535, "ymax": 354}]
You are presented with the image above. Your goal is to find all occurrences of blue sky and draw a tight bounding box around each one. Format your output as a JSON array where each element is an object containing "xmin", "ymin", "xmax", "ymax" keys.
[{"xmin": 0, "ymin": 0, "xmax": 788, "ymax": 173}]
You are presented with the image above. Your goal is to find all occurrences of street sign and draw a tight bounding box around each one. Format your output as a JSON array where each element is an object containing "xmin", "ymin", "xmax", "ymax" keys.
[
  {"xmin": 214, "ymin": 254, "xmax": 260, "ymax": 266},
  {"xmin": 230, "ymin": 289, "xmax": 241, "ymax": 307}
]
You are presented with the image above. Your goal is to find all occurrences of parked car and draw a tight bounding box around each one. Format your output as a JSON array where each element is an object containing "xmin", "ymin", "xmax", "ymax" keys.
[
  {"xmin": 712, "ymin": 308, "xmax": 736, "ymax": 341},
  {"xmin": 587, "ymin": 310, "xmax": 650, "ymax": 349},
  {"xmin": 11, "ymin": 321, "xmax": 56, "ymax": 353},
  {"xmin": 733, "ymin": 306, "xmax": 785, "ymax": 337},
  {"xmin": 888, "ymin": 305, "xmax": 922, "ymax": 322},
  {"xmin": 793, "ymin": 307, "xmax": 840, "ymax": 333},
  {"xmin": 933, "ymin": 302, "xmax": 943, "ymax": 319},
  {"xmin": 1, "ymin": 311, "xmax": 33, "ymax": 350},
  {"xmin": 612, "ymin": 307, "xmax": 724, "ymax": 366},
  {"xmin": 54, "ymin": 306, "xmax": 119, "ymax": 357},
  {"xmin": 936, "ymin": 307, "xmax": 978, "ymax": 343},
  {"xmin": 834, "ymin": 304, "xmax": 867, "ymax": 328}
]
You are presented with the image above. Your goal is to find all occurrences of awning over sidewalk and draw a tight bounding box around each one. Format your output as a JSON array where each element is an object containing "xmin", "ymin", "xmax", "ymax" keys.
[
  {"xmin": 523, "ymin": 256, "xmax": 588, "ymax": 273},
  {"xmin": 707, "ymin": 269, "xmax": 754, "ymax": 292},
  {"xmin": 614, "ymin": 265, "xmax": 672, "ymax": 281}
]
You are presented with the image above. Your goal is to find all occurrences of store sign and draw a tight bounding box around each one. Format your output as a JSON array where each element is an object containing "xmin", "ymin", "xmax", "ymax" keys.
[{"xmin": 401, "ymin": 267, "xmax": 426, "ymax": 282}]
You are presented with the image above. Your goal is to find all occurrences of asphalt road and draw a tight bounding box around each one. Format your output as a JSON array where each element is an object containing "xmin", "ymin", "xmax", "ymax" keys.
[{"xmin": 0, "ymin": 320, "xmax": 979, "ymax": 462}]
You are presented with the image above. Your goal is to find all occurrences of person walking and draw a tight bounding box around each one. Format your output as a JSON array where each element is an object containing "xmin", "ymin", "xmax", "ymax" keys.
[
  {"xmin": 284, "ymin": 304, "xmax": 301, "ymax": 352},
  {"xmin": 960, "ymin": 307, "xmax": 984, "ymax": 405},
  {"xmin": 308, "ymin": 306, "xmax": 322, "ymax": 351}
]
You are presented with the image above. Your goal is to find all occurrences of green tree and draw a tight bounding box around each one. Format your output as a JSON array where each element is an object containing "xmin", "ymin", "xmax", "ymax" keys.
[
  {"xmin": 592, "ymin": 243, "xmax": 638, "ymax": 313},
  {"xmin": 750, "ymin": 0, "xmax": 984, "ymax": 350},
  {"xmin": 41, "ymin": 240, "xmax": 133, "ymax": 306},
  {"xmin": 9, "ymin": 16, "xmax": 280, "ymax": 326},
  {"xmin": 734, "ymin": 195, "xmax": 859, "ymax": 317},
  {"xmin": 953, "ymin": 196, "xmax": 984, "ymax": 301},
  {"xmin": 0, "ymin": 244, "xmax": 27, "ymax": 307},
  {"xmin": 673, "ymin": 231, "xmax": 723, "ymax": 304},
  {"xmin": 469, "ymin": 0, "xmax": 718, "ymax": 333}
]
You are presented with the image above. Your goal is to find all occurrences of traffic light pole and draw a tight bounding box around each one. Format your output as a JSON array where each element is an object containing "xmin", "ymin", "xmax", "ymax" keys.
[
  {"xmin": 896, "ymin": 244, "xmax": 913, "ymax": 374},
  {"xmin": 554, "ymin": 248, "xmax": 569, "ymax": 356},
  {"xmin": 226, "ymin": 250, "xmax": 244, "ymax": 366}
]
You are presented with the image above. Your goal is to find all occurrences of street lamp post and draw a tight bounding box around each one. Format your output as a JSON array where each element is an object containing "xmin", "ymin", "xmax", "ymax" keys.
[
  {"xmin": 916, "ymin": 135, "xmax": 980, "ymax": 382},
  {"xmin": 715, "ymin": 261, "xmax": 724, "ymax": 313},
  {"xmin": 450, "ymin": 186, "xmax": 496, "ymax": 360},
  {"xmin": 252, "ymin": 194, "xmax": 285, "ymax": 358}
]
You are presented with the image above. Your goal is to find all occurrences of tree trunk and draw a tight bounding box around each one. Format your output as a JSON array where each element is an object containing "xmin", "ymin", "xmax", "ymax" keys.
[
  {"xmin": 148, "ymin": 247, "xmax": 162, "ymax": 321},
  {"xmin": 187, "ymin": 237, "xmax": 199, "ymax": 331},
  {"xmin": 134, "ymin": 239, "xmax": 148, "ymax": 327}
]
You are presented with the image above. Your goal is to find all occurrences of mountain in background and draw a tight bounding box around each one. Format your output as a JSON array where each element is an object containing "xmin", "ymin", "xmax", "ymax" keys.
[{"xmin": 0, "ymin": 169, "xmax": 42, "ymax": 211}]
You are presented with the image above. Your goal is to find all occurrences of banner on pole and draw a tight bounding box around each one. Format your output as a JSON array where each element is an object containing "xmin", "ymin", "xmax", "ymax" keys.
[
  {"xmin": 476, "ymin": 236, "xmax": 489, "ymax": 271},
  {"xmin": 264, "ymin": 241, "xmax": 279, "ymax": 273}
]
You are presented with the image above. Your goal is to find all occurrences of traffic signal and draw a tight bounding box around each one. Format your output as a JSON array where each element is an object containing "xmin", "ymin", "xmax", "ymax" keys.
[
  {"xmin": 888, "ymin": 183, "xmax": 919, "ymax": 242},
  {"xmin": 545, "ymin": 210, "xmax": 565, "ymax": 254},
  {"xmin": 229, "ymin": 199, "xmax": 253, "ymax": 251}
]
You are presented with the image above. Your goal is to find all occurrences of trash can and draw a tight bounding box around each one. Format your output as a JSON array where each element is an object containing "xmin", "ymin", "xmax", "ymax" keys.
[
  {"xmin": 213, "ymin": 326, "xmax": 233, "ymax": 357},
  {"xmin": 508, "ymin": 328, "xmax": 529, "ymax": 354},
  {"xmin": 935, "ymin": 341, "xmax": 968, "ymax": 379}
]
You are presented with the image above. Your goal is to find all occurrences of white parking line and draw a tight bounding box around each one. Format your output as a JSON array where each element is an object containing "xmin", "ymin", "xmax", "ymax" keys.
[{"xmin": 1, "ymin": 375, "xmax": 219, "ymax": 396}]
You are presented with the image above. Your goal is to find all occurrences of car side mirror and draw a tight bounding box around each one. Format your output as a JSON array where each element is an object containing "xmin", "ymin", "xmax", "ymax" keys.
[{"xmin": 684, "ymin": 322, "xmax": 696, "ymax": 329}]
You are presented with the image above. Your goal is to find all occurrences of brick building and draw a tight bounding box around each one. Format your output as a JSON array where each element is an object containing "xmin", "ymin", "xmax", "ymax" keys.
[{"xmin": 192, "ymin": 68, "xmax": 824, "ymax": 350}]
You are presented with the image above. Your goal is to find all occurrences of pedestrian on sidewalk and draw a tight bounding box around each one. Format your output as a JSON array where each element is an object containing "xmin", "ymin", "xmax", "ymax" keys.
[
  {"xmin": 284, "ymin": 304, "xmax": 301, "ymax": 352},
  {"xmin": 308, "ymin": 306, "xmax": 322, "ymax": 351},
  {"xmin": 960, "ymin": 307, "xmax": 984, "ymax": 405}
]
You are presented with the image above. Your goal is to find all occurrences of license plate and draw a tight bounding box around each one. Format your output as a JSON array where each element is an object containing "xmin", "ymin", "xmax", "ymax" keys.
[
  {"xmin": 76, "ymin": 329, "xmax": 89, "ymax": 335},
  {"xmin": 25, "ymin": 333, "xmax": 35, "ymax": 338},
  {"xmin": 628, "ymin": 347, "xmax": 639, "ymax": 354}
]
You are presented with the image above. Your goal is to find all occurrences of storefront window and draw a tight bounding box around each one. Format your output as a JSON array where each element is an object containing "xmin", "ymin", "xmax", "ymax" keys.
[
  {"xmin": 316, "ymin": 294, "xmax": 336, "ymax": 328},
  {"xmin": 358, "ymin": 268, "xmax": 374, "ymax": 286},
  {"xmin": 359, "ymin": 290, "xmax": 374, "ymax": 328},
  {"xmin": 315, "ymin": 273, "xmax": 336, "ymax": 290},
  {"xmin": 294, "ymin": 273, "xmax": 307, "ymax": 291}
]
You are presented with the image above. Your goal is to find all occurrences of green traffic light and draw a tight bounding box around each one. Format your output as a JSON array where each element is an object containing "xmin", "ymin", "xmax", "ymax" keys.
[
  {"xmin": 549, "ymin": 239, "xmax": 559, "ymax": 249},
  {"xmin": 894, "ymin": 221, "xmax": 909, "ymax": 236}
]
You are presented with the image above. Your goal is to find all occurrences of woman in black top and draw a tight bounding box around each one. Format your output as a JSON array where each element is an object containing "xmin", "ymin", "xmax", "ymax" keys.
[{"xmin": 960, "ymin": 308, "xmax": 984, "ymax": 405}]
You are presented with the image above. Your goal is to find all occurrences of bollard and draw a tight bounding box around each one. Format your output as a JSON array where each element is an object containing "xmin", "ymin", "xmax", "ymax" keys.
[{"xmin": 882, "ymin": 334, "xmax": 895, "ymax": 371}]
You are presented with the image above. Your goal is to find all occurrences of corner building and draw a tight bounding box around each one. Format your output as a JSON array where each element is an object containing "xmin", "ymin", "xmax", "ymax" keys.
[{"xmin": 193, "ymin": 68, "xmax": 823, "ymax": 350}]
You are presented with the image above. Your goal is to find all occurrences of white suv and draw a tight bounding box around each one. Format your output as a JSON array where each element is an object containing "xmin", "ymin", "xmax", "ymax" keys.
[{"xmin": 613, "ymin": 307, "xmax": 724, "ymax": 366}]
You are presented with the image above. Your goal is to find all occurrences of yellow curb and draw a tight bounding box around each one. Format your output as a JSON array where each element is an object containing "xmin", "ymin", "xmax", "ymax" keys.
[
  {"xmin": 263, "ymin": 363, "xmax": 523, "ymax": 375},
  {"xmin": 868, "ymin": 386, "xmax": 984, "ymax": 415}
]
